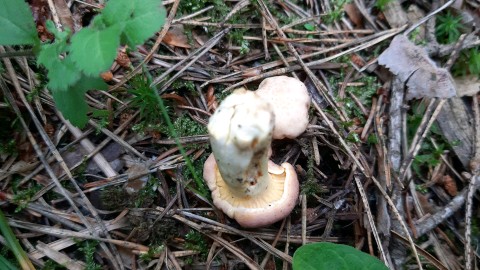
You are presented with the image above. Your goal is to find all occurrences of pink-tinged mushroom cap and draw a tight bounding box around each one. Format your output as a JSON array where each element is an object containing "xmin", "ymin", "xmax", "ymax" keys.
[
  {"xmin": 204, "ymin": 154, "xmax": 299, "ymax": 228},
  {"xmin": 204, "ymin": 88, "xmax": 299, "ymax": 228},
  {"xmin": 256, "ymin": 76, "xmax": 311, "ymax": 139}
]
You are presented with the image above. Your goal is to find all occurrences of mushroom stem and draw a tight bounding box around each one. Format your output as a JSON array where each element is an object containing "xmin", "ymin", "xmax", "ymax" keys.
[{"xmin": 207, "ymin": 88, "xmax": 274, "ymax": 197}]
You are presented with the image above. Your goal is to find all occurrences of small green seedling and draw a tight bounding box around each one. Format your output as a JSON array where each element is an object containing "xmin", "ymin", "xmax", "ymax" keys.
[
  {"xmin": 435, "ymin": 11, "xmax": 463, "ymax": 44},
  {"xmin": 374, "ymin": 0, "xmax": 392, "ymax": 11},
  {"xmin": 0, "ymin": 0, "xmax": 166, "ymax": 128},
  {"xmin": 293, "ymin": 242, "xmax": 388, "ymax": 270}
]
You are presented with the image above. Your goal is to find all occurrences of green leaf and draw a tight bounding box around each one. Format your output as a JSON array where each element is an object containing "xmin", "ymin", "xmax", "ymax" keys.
[
  {"xmin": 121, "ymin": 0, "xmax": 166, "ymax": 47},
  {"xmin": 37, "ymin": 21, "xmax": 80, "ymax": 90},
  {"xmin": 293, "ymin": 243, "xmax": 388, "ymax": 270},
  {"xmin": 102, "ymin": 0, "xmax": 135, "ymax": 25},
  {"xmin": 92, "ymin": 109, "xmax": 110, "ymax": 117},
  {"xmin": 69, "ymin": 25, "xmax": 121, "ymax": 76},
  {"xmin": 39, "ymin": 46, "xmax": 80, "ymax": 91},
  {"xmin": 0, "ymin": 255, "xmax": 17, "ymax": 270},
  {"xmin": 46, "ymin": 57, "xmax": 82, "ymax": 91},
  {"xmin": 44, "ymin": 20, "xmax": 70, "ymax": 41},
  {"xmin": 0, "ymin": 209, "xmax": 35, "ymax": 270},
  {"xmin": 99, "ymin": 0, "xmax": 166, "ymax": 48},
  {"xmin": 0, "ymin": 0, "xmax": 40, "ymax": 45},
  {"xmin": 303, "ymin": 23, "xmax": 315, "ymax": 31},
  {"xmin": 52, "ymin": 76, "xmax": 107, "ymax": 128},
  {"xmin": 469, "ymin": 49, "xmax": 480, "ymax": 75}
]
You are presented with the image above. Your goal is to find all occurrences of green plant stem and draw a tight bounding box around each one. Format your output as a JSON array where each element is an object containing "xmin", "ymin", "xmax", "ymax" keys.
[
  {"xmin": 0, "ymin": 50, "xmax": 35, "ymax": 58},
  {"xmin": 0, "ymin": 255, "xmax": 18, "ymax": 270},
  {"xmin": 144, "ymin": 69, "xmax": 208, "ymax": 196},
  {"xmin": 0, "ymin": 210, "xmax": 34, "ymax": 270}
]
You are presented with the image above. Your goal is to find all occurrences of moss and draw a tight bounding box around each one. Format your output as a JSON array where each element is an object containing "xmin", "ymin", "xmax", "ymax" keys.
[
  {"xmin": 184, "ymin": 153, "xmax": 209, "ymax": 196},
  {"xmin": 100, "ymin": 186, "xmax": 129, "ymax": 210},
  {"xmin": 76, "ymin": 240, "xmax": 102, "ymax": 270},
  {"xmin": 452, "ymin": 48, "xmax": 480, "ymax": 77},
  {"xmin": 184, "ymin": 230, "xmax": 209, "ymax": 261},
  {"xmin": 171, "ymin": 79, "xmax": 196, "ymax": 93},
  {"xmin": 323, "ymin": 0, "xmax": 350, "ymax": 25},
  {"xmin": 162, "ymin": 114, "xmax": 207, "ymax": 138},
  {"xmin": 132, "ymin": 177, "xmax": 158, "ymax": 208},
  {"xmin": 139, "ymin": 245, "xmax": 165, "ymax": 262},
  {"xmin": 128, "ymin": 210, "xmax": 179, "ymax": 246},
  {"xmin": 150, "ymin": 218, "xmax": 179, "ymax": 245},
  {"xmin": 301, "ymin": 151, "xmax": 328, "ymax": 196},
  {"xmin": 42, "ymin": 260, "xmax": 67, "ymax": 270},
  {"xmin": 101, "ymin": 177, "xmax": 158, "ymax": 210},
  {"xmin": 435, "ymin": 11, "xmax": 464, "ymax": 44},
  {"xmin": 178, "ymin": 0, "xmax": 229, "ymax": 22},
  {"xmin": 0, "ymin": 106, "xmax": 20, "ymax": 156},
  {"xmin": 12, "ymin": 181, "xmax": 42, "ymax": 213},
  {"xmin": 330, "ymin": 74, "xmax": 379, "ymax": 124}
]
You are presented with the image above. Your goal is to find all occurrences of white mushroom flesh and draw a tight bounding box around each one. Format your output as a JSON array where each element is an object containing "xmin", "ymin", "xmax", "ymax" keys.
[{"xmin": 207, "ymin": 88, "xmax": 274, "ymax": 197}]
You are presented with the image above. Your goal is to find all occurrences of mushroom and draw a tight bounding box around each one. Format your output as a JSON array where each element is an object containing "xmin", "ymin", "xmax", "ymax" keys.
[
  {"xmin": 203, "ymin": 84, "xmax": 306, "ymax": 228},
  {"xmin": 256, "ymin": 75, "xmax": 311, "ymax": 139}
]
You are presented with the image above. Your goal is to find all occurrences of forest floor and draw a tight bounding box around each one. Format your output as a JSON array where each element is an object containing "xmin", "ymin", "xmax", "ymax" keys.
[{"xmin": 1, "ymin": 0, "xmax": 480, "ymax": 269}]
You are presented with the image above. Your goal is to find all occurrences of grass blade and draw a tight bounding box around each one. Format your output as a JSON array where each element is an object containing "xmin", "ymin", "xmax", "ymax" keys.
[{"xmin": 0, "ymin": 209, "xmax": 35, "ymax": 270}]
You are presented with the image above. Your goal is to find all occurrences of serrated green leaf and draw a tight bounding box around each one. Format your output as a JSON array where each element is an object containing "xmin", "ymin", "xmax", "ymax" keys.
[
  {"xmin": 46, "ymin": 57, "xmax": 81, "ymax": 91},
  {"xmin": 90, "ymin": 14, "xmax": 108, "ymax": 29},
  {"xmin": 38, "ymin": 40, "xmax": 67, "ymax": 70},
  {"xmin": 121, "ymin": 0, "xmax": 166, "ymax": 47},
  {"xmin": 69, "ymin": 25, "xmax": 121, "ymax": 76},
  {"xmin": 101, "ymin": 0, "xmax": 165, "ymax": 47},
  {"xmin": 102, "ymin": 0, "xmax": 135, "ymax": 26},
  {"xmin": 293, "ymin": 243, "xmax": 388, "ymax": 270},
  {"xmin": 52, "ymin": 76, "xmax": 107, "ymax": 128},
  {"xmin": 45, "ymin": 20, "xmax": 70, "ymax": 40},
  {"xmin": 38, "ymin": 21, "xmax": 71, "ymax": 69},
  {"xmin": 0, "ymin": 0, "xmax": 40, "ymax": 45},
  {"xmin": 37, "ymin": 25, "xmax": 79, "ymax": 90}
]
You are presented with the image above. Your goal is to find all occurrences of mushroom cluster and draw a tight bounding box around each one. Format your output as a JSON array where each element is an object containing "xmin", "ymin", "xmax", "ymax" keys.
[{"xmin": 203, "ymin": 76, "xmax": 311, "ymax": 228}]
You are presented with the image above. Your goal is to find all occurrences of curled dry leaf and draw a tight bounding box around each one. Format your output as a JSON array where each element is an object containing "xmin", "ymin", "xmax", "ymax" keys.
[
  {"xmin": 161, "ymin": 93, "xmax": 188, "ymax": 106},
  {"xmin": 163, "ymin": 25, "xmax": 191, "ymax": 48},
  {"xmin": 206, "ymin": 85, "xmax": 218, "ymax": 112},
  {"xmin": 350, "ymin": 53, "xmax": 366, "ymax": 68},
  {"xmin": 441, "ymin": 175, "xmax": 458, "ymax": 196},
  {"xmin": 125, "ymin": 162, "xmax": 151, "ymax": 195},
  {"xmin": 378, "ymin": 35, "xmax": 456, "ymax": 100}
]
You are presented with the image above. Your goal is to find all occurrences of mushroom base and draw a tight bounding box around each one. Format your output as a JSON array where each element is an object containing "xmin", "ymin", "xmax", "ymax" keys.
[{"xmin": 203, "ymin": 154, "xmax": 299, "ymax": 228}]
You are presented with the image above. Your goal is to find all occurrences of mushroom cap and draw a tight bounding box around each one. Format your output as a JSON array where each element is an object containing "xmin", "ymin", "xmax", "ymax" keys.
[
  {"xmin": 203, "ymin": 154, "xmax": 299, "ymax": 228},
  {"xmin": 256, "ymin": 76, "xmax": 311, "ymax": 139}
]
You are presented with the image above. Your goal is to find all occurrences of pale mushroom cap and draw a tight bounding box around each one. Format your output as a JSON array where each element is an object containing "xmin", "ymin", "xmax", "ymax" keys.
[
  {"xmin": 256, "ymin": 76, "xmax": 311, "ymax": 139},
  {"xmin": 203, "ymin": 154, "xmax": 299, "ymax": 228}
]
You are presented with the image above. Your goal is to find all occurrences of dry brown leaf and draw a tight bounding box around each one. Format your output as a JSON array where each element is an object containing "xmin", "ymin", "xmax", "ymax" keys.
[
  {"xmin": 53, "ymin": 0, "xmax": 75, "ymax": 31},
  {"xmin": 206, "ymin": 85, "xmax": 218, "ymax": 112},
  {"xmin": 441, "ymin": 175, "xmax": 458, "ymax": 196},
  {"xmin": 162, "ymin": 25, "xmax": 191, "ymax": 48},
  {"xmin": 350, "ymin": 54, "xmax": 366, "ymax": 68},
  {"xmin": 454, "ymin": 75, "xmax": 480, "ymax": 96},
  {"xmin": 378, "ymin": 35, "xmax": 456, "ymax": 100},
  {"xmin": 344, "ymin": 3, "xmax": 363, "ymax": 27}
]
